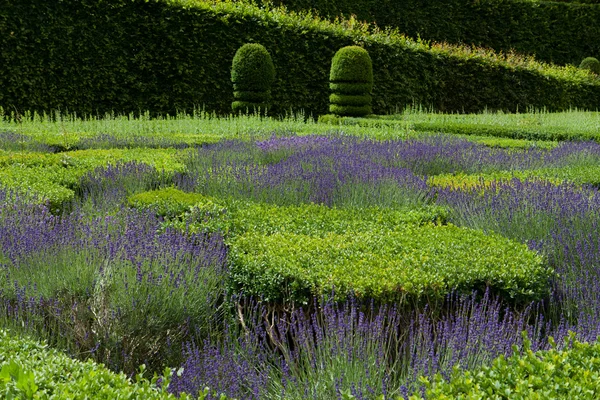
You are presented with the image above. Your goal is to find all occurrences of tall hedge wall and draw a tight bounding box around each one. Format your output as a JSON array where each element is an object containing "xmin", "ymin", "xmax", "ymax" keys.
[
  {"xmin": 1, "ymin": 0, "xmax": 599, "ymax": 116},
  {"xmin": 269, "ymin": 0, "xmax": 600, "ymax": 66}
]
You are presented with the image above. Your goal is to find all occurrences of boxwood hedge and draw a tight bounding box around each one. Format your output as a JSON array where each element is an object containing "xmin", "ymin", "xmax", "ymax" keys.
[
  {"xmin": 269, "ymin": 0, "xmax": 600, "ymax": 66},
  {"xmin": 0, "ymin": 330, "xmax": 188, "ymax": 399},
  {"xmin": 228, "ymin": 223, "xmax": 550, "ymax": 305},
  {"xmin": 2, "ymin": 0, "xmax": 599, "ymax": 116},
  {"xmin": 419, "ymin": 333, "xmax": 600, "ymax": 399}
]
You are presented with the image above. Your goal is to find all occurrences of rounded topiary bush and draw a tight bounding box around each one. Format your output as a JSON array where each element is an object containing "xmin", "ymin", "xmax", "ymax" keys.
[
  {"xmin": 329, "ymin": 46, "xmax": 373, "ymax": 117},
  {"xmin": 579, "ymin": 57, "xmax": 600, "ymax": 75},
  {"xmin": 231, "ymin": 43, "xmax": 275, "ymax": 114}
]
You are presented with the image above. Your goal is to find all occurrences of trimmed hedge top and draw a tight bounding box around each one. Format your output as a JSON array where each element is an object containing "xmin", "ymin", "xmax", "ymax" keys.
[
  {"xmin": 580, "ymin": 57, "xmax": 600, "ymax": 75},
  {"xmin": 329, "ymin": 45, "xmax": 373, "ymax": 84},
  {"xmin": 2, "ymin": 0, "xmax": 600, "ymax": 115},
  {"xmin": 231, "ymin": 43, "xmax": 275, "ymax": 91},
  {"xmin": 228, "ymin": 223, "xmax": 550, "ymax": 305}
]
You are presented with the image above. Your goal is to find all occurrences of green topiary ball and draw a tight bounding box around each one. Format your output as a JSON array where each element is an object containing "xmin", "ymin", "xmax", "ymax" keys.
[
  {"xmin": 231, "ymin": 43, "xmax": 275, "ymax": 114},
  {"xmin": 579, "ymin": 57, "xmax": 600, "ymax": 75},
  {"xmin": 329, "ymin": 46, "xmax": 373, "ymax": 117},
  {"xmin": 330, "ymin": 46, "xmax": 373, "ymax": 85}
]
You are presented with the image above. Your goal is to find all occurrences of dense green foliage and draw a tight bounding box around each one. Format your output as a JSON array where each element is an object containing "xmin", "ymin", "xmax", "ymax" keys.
[
  {"xmin": 419, "ymin": 334, "xmax": 600, "ymax": 399},
  {"xmin": 0, "ymin": 148, "xmax": 184, "ymax": 210},
  {"xmin": 329, "ymin": 46, "xmax": 373, "ymax": 116},
  {"xmin": 2, "ymin": 0, "xmax": 600, "ymax": 116},
  {"xmin": 231, "ymin": 43, "xmax": 275, "ymax": 114},
  {"xmin": 228, "ymin": 224, "xmax": 549, "ymax": 305},
  {"xmin": 173, "ymin": 200, "xmax": 447, "ymax": 236},
  {"xmin": 231, "ymin": 44, "xmax": 275, "ymax": 92},
  {"xmin": 329, "ymin": 46, "xmax": 373, "ymax": 84},
  {"xmin": 0, "ymin": 330, "xmax": 188, "ymax": 399},
  {"xmin": 128, "ymin": 187, "xmax": 216, "ymax": 218},
  {"xmin": 270, "ymin": 0, "xmax": 600, "ymax": 66},
  {"xmin": 580, "ymin": 57, "xmax": 600, "ymax": 75}
]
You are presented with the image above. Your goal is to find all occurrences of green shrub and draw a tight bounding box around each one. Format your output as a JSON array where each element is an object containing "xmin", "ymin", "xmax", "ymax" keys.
[
  {"xmin": 329, "ymin": 46, "xmax": 373, "ymax": 116},
  {"xmin": 329, "ymin": 46, "xmax": 374, "ymax": 84},
  {"xmin": 0, "ymin": 330, "xmax": 191, "ymax": 399},
  {"xmin": 329, "ymin": 104, "xmax": 373, "ymax": 117},
  {"xmin": 231, "ymin": 43, "xmax": 275, "ymax": 114},
  {"xmin": 206, "ymin": 201, "xmax": 447, "ymax": 236},
  {"xmin": 270, "ymin": 0, "xmax": 600, "ymax": 67},
  {"xmin": 419, "ymin": 333, "xmax": 600, "ymax": 399},
  {"xmin": 0, "ymin": 164, "xmax": 78, "ymax": 211},
  {"xmin": 579, "ymin": 57, "xmax": 600, "ymax": 75},
  {"xmin": 228, "ymin": 223, "xmax": 550, "ymax": 305},
  {"xmin": 329, "ymin": 82, "xmax": 374, "ymax": 95},
  {"xmin": 329, "ymin": 93, "xmax": 372, "ymax": 106},
  {"xmin": 3, "ymin": 0, "xmax": 600, "ymax": 115},
  {"xmin": 128, "ymin": 187, "xmax": 219, "ymax": 218}
]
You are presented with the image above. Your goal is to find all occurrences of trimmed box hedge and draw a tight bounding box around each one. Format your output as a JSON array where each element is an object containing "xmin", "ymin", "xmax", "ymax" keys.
[
  {"xmin": 0, "ymin": 148, "xmax": 186, "ymax": 210},
  {"xmin": 1, "ymin": 0, "xmax": 600, "ymax": 116},
  {"xmin": 418, "ymin": 334, "xmax": 600, "ymax": 399},
  {"xmin": 128, "ymin": 187, "xmax": 216, "ymax": 218},
  {"xmin": 0, "ymin": 330, "xmax": 188, "ymax": 399},
  {"xmin": 228, "ymin": 223, "xmax": 550, "ymax": 305},
  {"xmin": 270, "ymin": 0, "xmax": 600, "ymax": 66}
]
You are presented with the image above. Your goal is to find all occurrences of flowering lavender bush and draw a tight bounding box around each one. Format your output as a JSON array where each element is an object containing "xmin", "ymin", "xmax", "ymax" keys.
[
  {"xmin": 0, "ymin": 186, "xmax": 228, "ymax": 373},
  {"xmin": 171, "ymin": 289, "xmax": 600, "ymax": 399},
  {"xmin": 180, "ymin": 135, "xmax": 600, "ymax": 208},
  {"xmin": 178, "ymin": 136, "xmax": 430, "ymax": 208},
  {"xmin": 438, "ymin": 178, "xmax": 600, "ymax": 321},
  {"xmin": 75, "ymin": 161, "xmax": 168, "ymax": 215}
]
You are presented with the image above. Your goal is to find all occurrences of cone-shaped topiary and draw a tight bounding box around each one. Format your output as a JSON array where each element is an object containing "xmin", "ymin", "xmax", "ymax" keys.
[
  {"xmin": 231, "ymin": 43, "xmax": 275, "ymax": 114},
  {"xmin": 329, "ymin": 46, "xmax": 373, "ymax": 117},
  {"xmin": 579, "ymin": 57, "xmax": 600, "ymax": 75}
]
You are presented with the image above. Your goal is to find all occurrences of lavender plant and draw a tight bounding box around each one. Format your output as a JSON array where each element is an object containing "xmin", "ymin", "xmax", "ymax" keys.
[
  {"xmin": 178, "ymin": 136, "xmax": 430, "ymax": 208},
  {"xmin": 438, "ymin": 178, "xmax": 600, "ymax": 322},
  {"xmin": 170, "ymin": 289, "xmax": 600, "ymax": 399},
  {"xmin": 5, "ymin": 125, "xmax": 600, "ymax": 399},
  {"xmin": 0, "ymin": 183, "xmax": 229, "ymax": 374},
  {"xmin": 74, "ymin": 162, "xmax": 168, "ymax": 215}
]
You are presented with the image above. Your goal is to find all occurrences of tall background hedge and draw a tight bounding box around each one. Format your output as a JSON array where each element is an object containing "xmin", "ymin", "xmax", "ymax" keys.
[
  {"xmin": 1, "ymin": 0, "xmax": 599, "ymax": 117},
  {"xmin": 269, "ymin": 0, "xmax": 600, "ymax": 67}
]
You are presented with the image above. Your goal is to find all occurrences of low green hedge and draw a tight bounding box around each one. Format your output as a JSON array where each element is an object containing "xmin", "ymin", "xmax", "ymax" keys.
[
  {"xmin": 128, "ymin": 187, "xmax": 218, "ymax": 218},
  {"xmin": 0, "ymin": 149, "xmax": 186, "ymax": 210},
  {"xmin": 220, "ymin": 201, "xmax": 447, "ymax": 237},
  {"xmin": 410, "ymin": 122, "xmax": 600, "ymax": 142},
  {"xmin": 0, "ymin": 165, "xmax": 77, "ymax": 212},
  {"xmin": 418, "ymin": 333, "xmax": 600, "ymax": 399},
  {"xmin": 0, "ymin": 330, "xmax": 190, "ymax": 399},
  {"xmin": 228, "ymin": 223, "xmax": 550, "ymax": 305},
  {"xmin": 163, "ymin": 199, "xmax": 448, "ymax": 238},
  {"xmin": 428, "ymin": 165, "xmax": 600, "ymax": 190}
]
